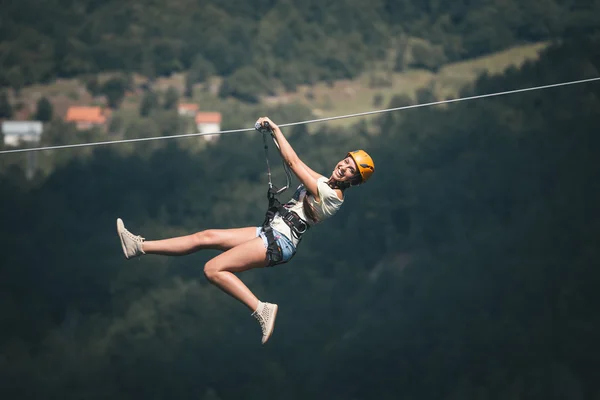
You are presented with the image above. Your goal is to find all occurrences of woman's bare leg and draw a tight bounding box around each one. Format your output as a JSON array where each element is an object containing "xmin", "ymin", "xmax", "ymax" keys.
[
  {"xmin": 117, "ymin": 218, "xmax": 277, "ymax": 343},
  {"xmin": 203, "ymin": 237, "xmax": 269, "ymax": 311},
  {"xmin": 143, "ymin": 227, "xmax": 258, "ymax": 256}
]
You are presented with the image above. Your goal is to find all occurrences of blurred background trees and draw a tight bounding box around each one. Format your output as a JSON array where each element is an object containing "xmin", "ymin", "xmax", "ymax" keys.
[{"xmin": 1, "ymin": 37, "xmax": 600, "ymax": 399}]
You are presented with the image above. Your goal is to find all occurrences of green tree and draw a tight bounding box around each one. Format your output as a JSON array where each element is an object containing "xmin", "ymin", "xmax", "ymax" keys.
[
  {"xmin": 140, "ymin": 91, "xmax": 159, "ymax": 117},
  {"xmin": 108, "ymin": 114, "xmax": 125, "ymax": 135},
  {"xmin": 83, "ymin": 75, "xmax": 101, "ymax": 96},
  {"xmin": 185, "ymin": 55, "xmax": 216, "ymax": 97},
  {"xmin": 40, "ymin": 119, "xmax": 78, "ymax": 146},
  {"xmin": 218, "ymin": 66, "xmax": 272, "ymax": 103},
  {"xmin": 189, "ymin": 55, "xmax": 215, "ymax": 83},
  {"xmin": 152, "ymin": 40, "xmax": 182, "ymax": 76},
  {"xmin": 101, "ymin": 76, "xmax": 128, "ymax": 109},
  {"xmin": 389, "ymin": 93, "xmax": 413, "ymax": 108},
  {"xmin": 163, "ymin": 86, "xmax": 179, "ymax": 110},
  {"xmin": 184, "ymin": 74, "xmax": 195, "ymax": 98},
  {"xmin": 141, "ymin": 48, "xmax": 156, "ymax": 81},
  {"xmin": 409, "ymin": 40, "xmax": 447, "ymax": 72},
  {"xmin": 278, "ymin": 64, "xmax": 302, "ymax": 92},
  {"xmin": 152, "ymin": 110, "xmax": 184, "ymax": 136},
  {"xmin": 415, "ymin": 87, "xmax": 437, "ymax": 104},
  {"xmin": 124, "ymin": 118, "xmax": 161, "ymax": 140},
  {"xmin": 394, "ymin": 36, "xmax": 410, "ymax": 72},
  {"xmin": 35, "ymin": 97, "xmax": 53, "ymax": 122},
  {"xmin": 7, "ymin": 68, "xmax": 25, "ymax": 95},
  {"xmin": 0, "ymin": 92, "xmax": 12, "ymax": 119}
]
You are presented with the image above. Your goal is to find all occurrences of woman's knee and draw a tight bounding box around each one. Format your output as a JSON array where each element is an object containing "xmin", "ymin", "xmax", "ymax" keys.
[
  {"xmin": 203, "ymin": 259, "xmax": 221, "ymax": 282},
  {"xmin": 194, "ymin": 229, "xmax": 222, "ymax": 247}
]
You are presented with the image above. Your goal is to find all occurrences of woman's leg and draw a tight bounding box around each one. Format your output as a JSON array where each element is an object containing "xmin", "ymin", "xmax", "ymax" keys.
[
  {"xmin": 118, "ymin": 218, "xmax": 277, "ymax": 343},
  {"xmin": 117, "ymin": 218, "xmax": 258, "ymax": 259},
  {"xmin": 143, "ymin": 227, "xmax": 258, "ymax": 256},
  {"xmin": 203, "ymin": 237, "xmax": 269, "ymax": 311},
  {"xmin": 118, "ymin": 218, "xmax": 267, "ymax": 309},
  {"xmin": 204, "ymin": 237, "xmax": 279, "ymax": 344}
]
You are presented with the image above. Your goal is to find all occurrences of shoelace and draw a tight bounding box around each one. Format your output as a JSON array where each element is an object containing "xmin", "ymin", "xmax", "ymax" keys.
[
  {"xmin": 123, "ymin": 228, "xmax": 145, "ymax": 243},
  {"xmin": 260, "ymin": 306, "xmax": 271, "ymax": 335},
  {"xmin": 254, "ymin": 304, "xmax": 271, "ymax": 335},
  {"xmin": 258, "ymin": 317, "xmax": 267, "ymax": 335}
]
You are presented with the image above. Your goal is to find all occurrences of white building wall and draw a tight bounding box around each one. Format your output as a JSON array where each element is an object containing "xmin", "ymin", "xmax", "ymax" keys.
[
  {"xmin": 197, "ymin": 122, "xmax": 221, "ymax": 141},
  {"xmin": 2, "ymin": 121, "xmax": 43, "ymax": 147}
]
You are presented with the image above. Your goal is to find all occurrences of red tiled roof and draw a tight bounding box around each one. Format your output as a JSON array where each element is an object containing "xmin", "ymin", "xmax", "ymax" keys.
[
  {"xmin": 65, "ymin": 106, "xmax": 106, "ymax": 124},
  {"xmin": 195, "ymin": 112, "xmax": 222, "ymax": 124}
]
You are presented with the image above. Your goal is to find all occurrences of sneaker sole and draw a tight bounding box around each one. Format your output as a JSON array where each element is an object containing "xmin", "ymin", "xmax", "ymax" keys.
[
  {"xmin": 262, "ymin": 304, "xmax": 278, "ymax": 344},
  {"xmin": 116, "ymin": 218, "xmax": 130, "ymax": 259}
]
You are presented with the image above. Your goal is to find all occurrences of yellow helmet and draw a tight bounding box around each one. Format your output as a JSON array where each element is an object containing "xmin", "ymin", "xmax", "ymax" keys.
[{"xmin": 347, "ymin": 150, "xmax": 375, "ymax": 184}]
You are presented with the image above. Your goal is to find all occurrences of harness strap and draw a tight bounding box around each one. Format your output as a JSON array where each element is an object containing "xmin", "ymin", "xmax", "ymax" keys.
[
  {"xmin": 263, "ymin": 225, "xmax": 284, "ymax": 266},
  {"xmin": 263, "ymin": 195, "xmax": 309, "ymax": 235}
]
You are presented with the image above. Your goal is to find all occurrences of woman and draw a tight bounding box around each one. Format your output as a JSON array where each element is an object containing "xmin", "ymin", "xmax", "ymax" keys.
[{"xmin": 116, "ymin": 116, "xmax": 374, "ymax": 344}]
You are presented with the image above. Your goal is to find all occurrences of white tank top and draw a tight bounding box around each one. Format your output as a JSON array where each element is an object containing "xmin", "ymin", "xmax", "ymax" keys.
[{"xmin": 269, "ymin": 177, "xmax": 344, "ymax": 246}]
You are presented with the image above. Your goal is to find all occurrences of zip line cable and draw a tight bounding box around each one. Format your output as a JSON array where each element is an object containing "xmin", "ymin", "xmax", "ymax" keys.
[{"xmin": 1, "ymin": 76, "xmax": 599, "ymax": 155}]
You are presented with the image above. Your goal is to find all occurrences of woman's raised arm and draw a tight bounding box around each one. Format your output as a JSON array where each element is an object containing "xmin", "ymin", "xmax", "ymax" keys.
[{"xmin": 256, "ymin": 117, "xmax": 323, "ymax": 200}]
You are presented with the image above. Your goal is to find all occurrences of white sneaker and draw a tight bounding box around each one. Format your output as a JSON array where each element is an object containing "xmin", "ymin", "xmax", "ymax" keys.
[
  {"xmin": 116, "ymin": 218, "xmax": 145, "ymax": 259},
  {"xmin": 251, "ymin": 302, "xmax": 278, "ymax": 344}
]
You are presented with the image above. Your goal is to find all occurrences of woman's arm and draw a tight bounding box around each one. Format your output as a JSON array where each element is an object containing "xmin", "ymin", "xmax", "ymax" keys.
[{"xmin": 257, "ymin": 117, "xmax": 323, "ymax": 200}]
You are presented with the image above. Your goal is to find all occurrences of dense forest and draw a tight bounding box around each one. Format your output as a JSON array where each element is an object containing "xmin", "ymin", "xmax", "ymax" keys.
[
  {"xmin": 2, "ymin": 0, "xmax": 600, "ymax": 398},
  {"xmin": 1, "ymin": 30, "xmax": 599, "ymax": 399},
  {"xmin": 2, "ymin": 0, "xmax": 600, "ymax": 91}
]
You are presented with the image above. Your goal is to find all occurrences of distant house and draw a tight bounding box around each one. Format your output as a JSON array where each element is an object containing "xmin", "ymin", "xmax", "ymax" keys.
[
  {"xmin": 195, "ymin": 112, "xmax": 222, "ymax": 141},
  {"xmin": 178, "ymin": 103, "xmax": 199, "ymax": 117},
  {"xmin": 65, "ymin": 106, "xmax": 109, "ymax": 130},
  {"xmin": 2, "ymin": 121, "xmax": 43, "ymax": 147}
]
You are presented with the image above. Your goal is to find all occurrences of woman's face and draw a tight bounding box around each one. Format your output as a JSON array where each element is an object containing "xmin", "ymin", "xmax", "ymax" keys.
[{"xmin": 331, "ymin": 156, "xmax": 358, "ymax": 181}]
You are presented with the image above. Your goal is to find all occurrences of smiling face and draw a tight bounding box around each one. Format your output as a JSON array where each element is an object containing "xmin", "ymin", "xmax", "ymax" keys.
[{"xmin": 331, "ymin": 156, "xmax": 359, "ymax": 182}]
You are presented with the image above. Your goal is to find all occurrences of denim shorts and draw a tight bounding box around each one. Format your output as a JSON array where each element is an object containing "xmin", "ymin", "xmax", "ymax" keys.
[{"xmin": 256, "ymin": 226, "xmax": 297, "ymax": 265}]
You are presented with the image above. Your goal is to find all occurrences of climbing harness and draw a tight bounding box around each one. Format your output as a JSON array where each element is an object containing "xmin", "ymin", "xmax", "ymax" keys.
[{"xmin": 256, "ymin": 121, "xmax": 310, "ymax": 266}]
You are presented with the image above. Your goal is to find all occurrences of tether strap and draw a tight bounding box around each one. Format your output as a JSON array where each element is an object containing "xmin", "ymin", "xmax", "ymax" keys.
[{"xmin": 257, "ymin": 121, "xmax": 292, "ymax": 196}]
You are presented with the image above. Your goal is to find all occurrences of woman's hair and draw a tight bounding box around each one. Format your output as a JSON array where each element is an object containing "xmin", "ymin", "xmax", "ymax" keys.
[
  {"xmin": 327, "ymin": 174, "xmax": 362, "ymax": 190},
  {"xmin": 302, "ymin": 196, "xmax": 319, "ymax": 223}
]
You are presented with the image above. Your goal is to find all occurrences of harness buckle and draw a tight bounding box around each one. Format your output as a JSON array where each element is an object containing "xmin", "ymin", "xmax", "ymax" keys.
[{"xmin": 282, "ymin": 210, "xmax": 308, "ymax": 234}]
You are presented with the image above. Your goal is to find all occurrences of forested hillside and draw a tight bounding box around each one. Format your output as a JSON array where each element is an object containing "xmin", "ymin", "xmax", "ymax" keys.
[
  {"xmin": 2, "ymin": 0, "xmax": 599, "ymax": 90},
  {"xmin": 1, "ymin": 36, "xmax": 599, "ymax": 399}
]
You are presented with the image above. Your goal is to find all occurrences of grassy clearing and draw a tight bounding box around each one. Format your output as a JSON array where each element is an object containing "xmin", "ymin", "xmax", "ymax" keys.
[
  {"xmin": 10, "ymin": 42, "xmax": 549, "ymax": 135},
  {"xmin": 1, "ymin": 42, "xmax": 549, "ymax": 178},
  {"xmin": 274, "ymin": 42, "xmax": 549, "ymax": 129},
  {"xmin": 434, "ymin": 42, "xmax": 549, "ymax": 99}
]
